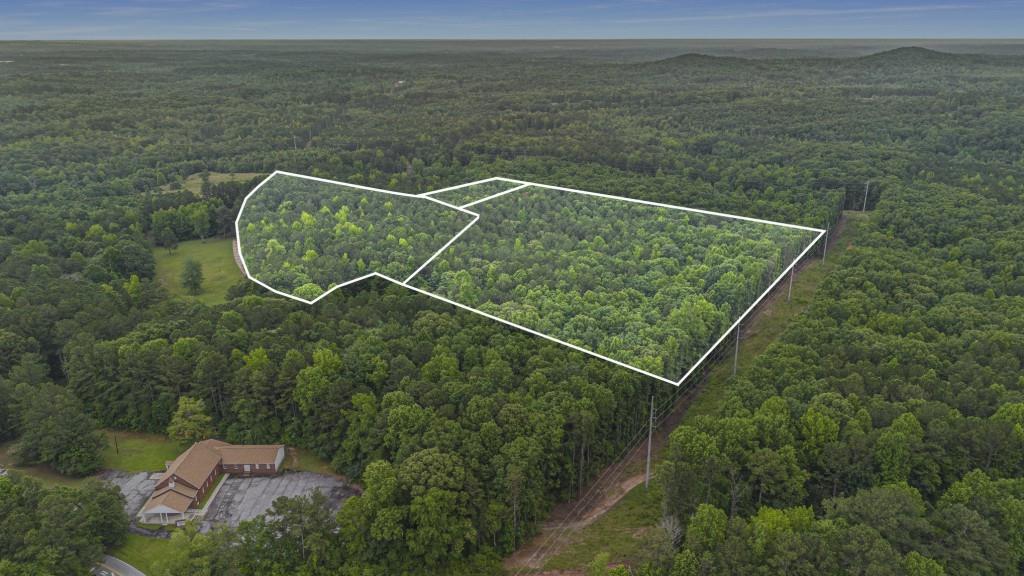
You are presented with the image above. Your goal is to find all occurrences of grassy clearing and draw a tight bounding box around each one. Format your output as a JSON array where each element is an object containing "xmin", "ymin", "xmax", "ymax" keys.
[
  {"xmin": 545, "ymin": 211, "xmax": 869, "ymax": 570},
  {"xmin": 284, "ymin": 447, "xmax": 336, "ymax": 476},
  {"xmin": 153, "ymin": 238, "xmax": 240, "ymax": 305},
  {"xmin": 543, "ymin": 484, "xmax": 665, "ymax": 571},
  {"xmin": 111, "ymin": 534, "xmax": 172, "ymax": 575},
  {"xmin": 0, "ymin": 431, "xmax": 179, "ymax": 487},
  {"xmin": 102, "ymin": 431, "xmax": 181, "ymax": 473},
  {"xmin": 161, "ymin": 171, "xmax": 263, "ymax": 196}
]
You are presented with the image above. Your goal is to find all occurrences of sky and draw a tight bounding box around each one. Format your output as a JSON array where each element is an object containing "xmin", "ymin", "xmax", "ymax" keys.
[{"xmin": 1, "ymin": 0, "xmax": 1022, "ymax": 40}]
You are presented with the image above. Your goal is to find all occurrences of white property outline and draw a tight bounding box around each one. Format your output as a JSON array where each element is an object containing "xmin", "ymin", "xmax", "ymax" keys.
[{"xmin": 235, "ymin": 171, "xmax": 826, "ymax": 386}]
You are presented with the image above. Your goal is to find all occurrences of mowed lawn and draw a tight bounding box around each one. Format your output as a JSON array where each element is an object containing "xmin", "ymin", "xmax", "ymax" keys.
[
  {"xmin": 112, "ymin": 534, "xmax": 172, "ymax": 575},
  {"xmin": 160, "ymin": 171, "xmax": 263, "ymax": 196},
  {"xmin": 102, "ymin": 431, "xmax": 182, "ymax": 473},
  {"xmin": 0, "ymin": 431, "xmax": 180, "ymax": 487},
  {"xmin": 154, "ymin": 238, "xmax": 241, "ymax": 305}
]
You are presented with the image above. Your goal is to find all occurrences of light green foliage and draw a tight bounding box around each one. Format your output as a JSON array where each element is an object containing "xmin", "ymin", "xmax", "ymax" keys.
[
  {"xmin": 414, "ymin": 187, "xmax": 815, "ymax": 380},
  {"xmin": 903, "ymin": 552, "xmax": 945, "ymax": 576},
  {"xmin": 166, "ymin": 396, "xmax": 215, "ymax": 446},
  {"xmin": 683, "ymin": 504, "xmax": 727, "ymax": 555},
  {"xmin": 238, "ymin": 174, "xmax": 473, "ymax": 297},
  {"xmin": 428, "ymin": 179, "xmax": 524, "ymax": 206}
]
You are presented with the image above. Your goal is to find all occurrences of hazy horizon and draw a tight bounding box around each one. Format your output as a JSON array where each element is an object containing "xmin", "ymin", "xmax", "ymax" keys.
[{"xmin": 4, "ymin": 1, "xmax": 1024, "ymax": 41}]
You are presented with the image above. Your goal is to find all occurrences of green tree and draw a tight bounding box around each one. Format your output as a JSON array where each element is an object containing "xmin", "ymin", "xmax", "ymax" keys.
[
  {"xmin": 152, "ymin": 522, "xmax": 219, "ymax": 576},
  {"xmin": 15, "ymin": 382, "xmax": 106, "ymax": 477},
  {"xmin": 167, "ymin": 396, "xmax": 215, "ymax": 446},
  {"xmin": 181, "ymin": 259, "xmax": 204, "ymax": 295},
  {"xmin": 157, "ymin": 225, "xmax": 178, "ymax": 252}
]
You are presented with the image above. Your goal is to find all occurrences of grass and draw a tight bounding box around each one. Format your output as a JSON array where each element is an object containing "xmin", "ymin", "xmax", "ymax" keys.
[
  {"xmin": 0, "ymin": 431, "xmax": 180, "ymax": 488},
  {"xmin": 161, "ymin": 171, "xmax": 263, "ymax": 196},
  {"xmin": 543, "ymin": 484, "xmax": 665, "ymax": 571},
  {"xmin": 111, "ymin": 533, "xmax": 172, "ymax": 575},
  {"xmin": 102, "ymin": 431, "xmax": 181, "ymax": 473},
  {"xmin": 0, "ymin": 440, "xmax": 89, "ymax": 488},
  {"xmin": 283, "ymin": 446, "xmax": 336, "ymax": 476},
  {"xmin": 153, "ymin": 238, "xmax": 241, "ymax": 305},
  {"xmin": 544, "ymin": 211, "xmax": 870, "ymax": 570}
]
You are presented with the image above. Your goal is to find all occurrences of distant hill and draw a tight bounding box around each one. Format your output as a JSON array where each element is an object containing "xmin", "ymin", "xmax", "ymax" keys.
[{"xmin": 858, "ymin": 46, "xmax": 977, "ymax": 64}]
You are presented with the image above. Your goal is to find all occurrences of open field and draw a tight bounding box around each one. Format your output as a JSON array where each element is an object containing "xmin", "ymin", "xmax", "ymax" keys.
[
  {"xmin": 153, "ymin": 238, "xmax": 240, "ymax": 305},
  {"xmin": 537, "ymin": 211, "xmax": 869, "ymax": 570},
  {"xmin": 161, "ymin": 171, "xmax": 263, "ymax": 196},
  {"xmin": 102, "ymin": 431, "xmax": 182, "ymax": 473},
  {"xmin": 283, "ymin": 446, "xmax": 338, "ymax": 476},
  {"xmin": 111, "ymin": 534, "xmax": 171, "ymax": 575}
]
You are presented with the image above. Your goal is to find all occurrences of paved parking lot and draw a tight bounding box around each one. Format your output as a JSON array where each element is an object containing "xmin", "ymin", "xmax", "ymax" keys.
[
  {"xmin": 206, "ymin": 471, "xmax": 356, "ymax": 526},
  {"xmin": 101, "ymin": 470, "xmax": 356, "ymax": 528},
  {"xmin": 100, "ymin": 471, "xmax": 156, "ymax": 517}
]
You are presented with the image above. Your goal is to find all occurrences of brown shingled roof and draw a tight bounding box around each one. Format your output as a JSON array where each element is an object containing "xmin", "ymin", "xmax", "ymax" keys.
[
  {"xmin": 158, "ymin": 439, "xmax": 228, "ymax": 490},
  {"xmin": 216, "ymin": 444, "xmax": 283, "ymax": 466},
  {"xmin": 143, "ymin": 489, "xmax": 194, "ymax": 514}
]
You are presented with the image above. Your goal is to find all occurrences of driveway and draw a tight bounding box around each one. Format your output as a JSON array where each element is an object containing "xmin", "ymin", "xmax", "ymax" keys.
[{"xmin": 92, "ymin": 555, "xmax": 145, "ymax": 576}]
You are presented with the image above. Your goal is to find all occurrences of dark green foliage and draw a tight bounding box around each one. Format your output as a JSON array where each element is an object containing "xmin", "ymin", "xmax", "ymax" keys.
[
  {"xmin": 65, "ymin": 279, "xmax": 664, "ymax": 571},
  {"xmin": 14, "ymin": 381, "xmax": 107, "ymax": 477},
  {"xmin": 657, "ymin": 185, "xmax": 1024, "ymax": 572},
  {"xmin": 0, "ymin": 475, "xmax": 128, "ymax": 575},
  {"xmin": 0, "ymin": 41, "xmax": 1022, "ymax": 574},
  {"xmin": 181, "ymin": 259, "xmax": 204, "ymax": 295},
  {"xmin": 428, "ymin": 179, "xmax": 523, "ymax": 206}
]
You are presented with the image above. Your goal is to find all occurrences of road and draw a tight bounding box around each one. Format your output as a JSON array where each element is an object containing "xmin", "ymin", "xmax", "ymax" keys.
[
  {"xmin": 92, "ymin": 555, "xmax": 145, "ymax": 576},
  {"xmin": 504, "ymin": 212, "xmax": 854, "ymax": 573}
]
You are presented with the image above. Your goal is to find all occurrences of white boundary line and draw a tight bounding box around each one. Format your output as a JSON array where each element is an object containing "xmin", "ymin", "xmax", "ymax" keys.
[
  {"xmin": 460, "ymin": 183, "xmax": 532, "ymax": 209},
  {"xmin": 235, "ymin": 172, "xmax": 826, "ymax": 386},
  {"xmin": 672, "ymin": 228, "xmax": 825, "ymax": 385},
  {"xmin": 419, "ymin": 176, "xmax": 523, "ymax": 197},
  {"xmin": 403, "ymin": 213, "xmax": 480, "ymax": 283},
  {"xmin": 476, "ymin": 178, "xmax": 821, "ymax": 233},
  {"xmin": 378, "ymin": 273, "xmax": 680, "ymax": 385}
]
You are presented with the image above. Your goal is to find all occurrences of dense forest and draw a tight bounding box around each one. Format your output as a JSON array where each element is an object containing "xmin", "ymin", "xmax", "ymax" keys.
[
  {"xmin": 414, "ymin": 186, "xmax": 816, "ymax": 380},
  {"xmin": 0, "ymin": 41, "xmax": 1022, "ymax": 574},
  {"xmin": 428, "ymin": 178, "xmax": 525, "ymax": 206},
  {"xmin": 238, "ymin": 173, "xmax": 473, "ymax": 299}
]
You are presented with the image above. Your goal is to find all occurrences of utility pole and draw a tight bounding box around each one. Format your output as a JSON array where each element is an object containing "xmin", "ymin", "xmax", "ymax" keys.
[
  {"xmin": 822, "ymin": 228, "xmax": 828, "ymax": 263},
  {"xmin": 787, "ymin": 266, "xmax": 794, "ymax": 301},
  {"xmin": 733, "ymin": 324, "xmax": 740, "ymax": 376},
  {"xmin": 863, "ymin": 180, "xmax": 870, "ymax": 212},
  {"xmin": 645, "ymin": 395, "xmax": 654, "ymax": 489}
]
